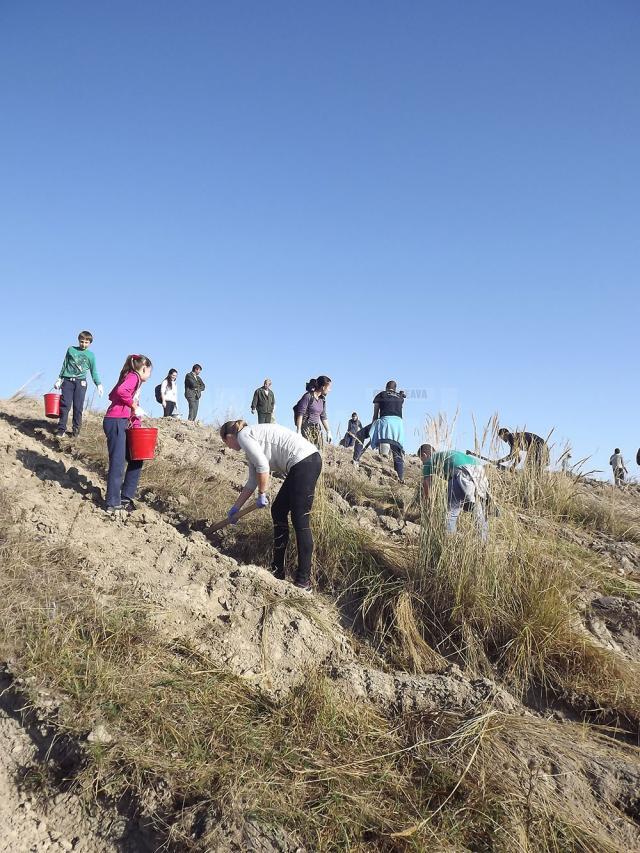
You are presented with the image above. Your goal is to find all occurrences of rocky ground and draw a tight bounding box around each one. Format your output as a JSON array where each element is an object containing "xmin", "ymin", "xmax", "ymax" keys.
[{"xmin": 2, "ymin": 397, "xmax": 640, "ymax": 851}]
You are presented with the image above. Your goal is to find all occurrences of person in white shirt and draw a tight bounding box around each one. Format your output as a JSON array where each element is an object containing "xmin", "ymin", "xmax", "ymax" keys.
[
  {"xmin": 609, "ymin": 448, "xmax": 628, "ymax": 487},
  {"xmin": 161, "ymin": 369, "xmax": 179, "ymax": 417},
  {"xmin": 220, "ymin": 420, "xmax": 322, "ymax": 591}
]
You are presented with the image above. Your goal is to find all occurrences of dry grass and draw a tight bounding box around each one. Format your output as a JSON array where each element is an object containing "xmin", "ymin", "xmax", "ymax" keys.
[
  {"xmin": 37, "ymin": 410, "xmax": 640, "ymax": 721},
  {"xmin": 3, "ymin": 485, "xmax": 638, "ymax": 852}
]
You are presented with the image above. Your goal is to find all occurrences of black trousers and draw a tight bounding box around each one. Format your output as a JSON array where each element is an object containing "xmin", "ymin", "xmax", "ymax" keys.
[
  {"xmin": 58, "ymin": 378, "xmax": 87, "ymax": 434},
  {"xmin": 271, "ymin": 452, "xmax": 322, "ymax": 586},
  {"xmin": 163, "ymin": 401, "xmax": 176, "ymax": 417},
  {"xmin": 352, "ymin": 423, "xmax": 405, "ymax": 480}
]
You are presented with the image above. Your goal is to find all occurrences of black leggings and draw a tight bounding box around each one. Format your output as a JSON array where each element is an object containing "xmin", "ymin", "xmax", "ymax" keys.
[{"xmin": 271, "ymin": 452, "xmax": 322, "ymax": 585}]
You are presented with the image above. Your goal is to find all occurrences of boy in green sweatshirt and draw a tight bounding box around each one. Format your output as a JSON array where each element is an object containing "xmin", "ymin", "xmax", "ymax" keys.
[{"xmin": 54, "ymin": 330, "xmax": 103, "ymax": 437}]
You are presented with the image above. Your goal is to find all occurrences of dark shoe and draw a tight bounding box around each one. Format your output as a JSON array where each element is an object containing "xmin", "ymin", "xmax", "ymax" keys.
[
  {"xmin": 72, "ymin": 429, "xmax": 80, "ymax": 438},
  {"xmin": 270, "ymin": 565, "xmax": 286, "ymax": 581},
  {"xmin": 121, "ymin": 498, "xmax": 136, "ymax": 514}
]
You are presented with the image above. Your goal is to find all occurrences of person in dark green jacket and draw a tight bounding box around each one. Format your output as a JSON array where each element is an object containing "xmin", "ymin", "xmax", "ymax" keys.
[
  {"xmin": 184, "ymin": 363, "xmax": 205, "ymax": 421},
  {"xmin": 251, "ymin": 378, "xmax": 276, "ymax": 423},
  {"xmin": 54, "ymin": 330, "xmax": 103, "ymax": 437}
]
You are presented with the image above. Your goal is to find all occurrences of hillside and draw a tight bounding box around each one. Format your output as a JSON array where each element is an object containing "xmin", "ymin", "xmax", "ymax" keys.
[{"xmin": 1, "ymin": 397, "xmax": 640, "ymax": 852}]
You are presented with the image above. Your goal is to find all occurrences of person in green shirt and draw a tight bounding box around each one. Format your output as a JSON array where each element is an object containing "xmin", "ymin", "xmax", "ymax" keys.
[
  {"xmin": 419, "ymin": 444, "xmax": 489, "ymax": 541},
  {"xmin": 54, "ymin": 330, "xmax": 103, "ymax": 437},
  {"xmin": 251, "ymin": 378, "xmax": 276, "ymax": 423}
]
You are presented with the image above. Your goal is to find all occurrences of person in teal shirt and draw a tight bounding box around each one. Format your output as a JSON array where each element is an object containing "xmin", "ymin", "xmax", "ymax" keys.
[
  {"xmin": 54, "ymin": 330, "xmax": 103, "ymax": 437},
  {"xmin": 419, "ymin": 445, "xmax": 489, "ymax": 541}
]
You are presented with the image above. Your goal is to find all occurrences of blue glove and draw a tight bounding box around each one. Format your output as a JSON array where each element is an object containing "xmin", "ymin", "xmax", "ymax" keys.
[
  {"xmin": 227, "ymin": 507, "xmax": 240, "ymax": 524},
  {"xmin": 256, "ymin": 493, "xmax": 269, "ymax": 509}
]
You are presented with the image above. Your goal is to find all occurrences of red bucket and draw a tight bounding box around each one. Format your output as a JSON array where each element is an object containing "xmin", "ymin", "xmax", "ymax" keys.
[
  {"xmin": 44, "ymin": 392, "xmax": 61, "ymax": 419},
  {"xmin": 127, "ymin": 427, "xmax": 158, "ymax": 461}
]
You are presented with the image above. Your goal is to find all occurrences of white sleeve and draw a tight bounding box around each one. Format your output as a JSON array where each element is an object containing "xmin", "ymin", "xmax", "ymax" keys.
[{"xmin": 239, "ymin": 434, "xmax": 270, "ymax": 474}]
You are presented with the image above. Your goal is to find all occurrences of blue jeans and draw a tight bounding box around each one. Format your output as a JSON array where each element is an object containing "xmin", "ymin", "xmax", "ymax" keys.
[
  {"xmin": 446, "ymin": 472, "xmax": 488, "ymax": 542},
  {"xmin": 353, "ymin": 423, "xmax": 404, "ymax": 481},
  {"xmin": 103, "ymin": 417, "xmax": 143, "ymax": 507},
  {"xmin": 58, "ymin": 378, "xmax": 87, "ymax": 434}
]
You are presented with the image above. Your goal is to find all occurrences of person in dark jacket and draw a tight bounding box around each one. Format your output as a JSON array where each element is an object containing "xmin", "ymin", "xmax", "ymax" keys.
[
  {"xmin": 184, "ymin": 364, "xmax": 205, "ymax": 421},
  {"xmin": 340, "ymin": 413, "xmax": 362, "ymax": 448},
  {"xmin": 251, "ymin": 378, "xmax": 276, "ymax": 423},
  {"xmin": 293, "ymin": 376, "xmax": 332, "ymax": 448},
  {"xmin": 497, "ymin": 428, "xmax": 549, "ymax": 471},
  {"xmin": 353, "ymin": 381, "xmax": 406, "ymax": 481}
]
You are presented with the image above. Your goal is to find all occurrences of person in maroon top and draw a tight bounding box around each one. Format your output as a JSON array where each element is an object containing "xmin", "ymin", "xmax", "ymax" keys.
[{"xmin": 293, "ymin": 376, "xmax": 332, "ymax": 448}]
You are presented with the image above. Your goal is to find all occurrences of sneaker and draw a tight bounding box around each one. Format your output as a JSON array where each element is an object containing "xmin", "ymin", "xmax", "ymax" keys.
[
  {"xmin": 352, "ymin": 460, "xmax": 360, "ymax": 469},
  {"xmin": 293, "ymin": 581, "xmax": 312, "ymax": 593},
  {"xmin": 270, "ymin": 565, "xmax": 286, "ymax": 581},
  {"xmin": 72, "ymin": 430, "xmax": 80, "ymax": 438},
  {"xmin": 106, "ymin": 505, "xmax": 124, "ymax": 515},
  {"xmin": 54, "ymin": 430, "xmax": 65, "ymax": 438},
  {"xmin": 121, "ymin": 498, "xmax": 136, "ymax": 514}
]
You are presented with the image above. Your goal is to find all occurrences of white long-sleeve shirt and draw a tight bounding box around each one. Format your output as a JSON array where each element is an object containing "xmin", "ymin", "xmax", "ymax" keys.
[
  {"xmin": 237, "ymin": 424, "xmax": 317, "ymax": 492},
  {"xmin": 161, "ymin": 379, "xmax": 179, "ymax": 405}
]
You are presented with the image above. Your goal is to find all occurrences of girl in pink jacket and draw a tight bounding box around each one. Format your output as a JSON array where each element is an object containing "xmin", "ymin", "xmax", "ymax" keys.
[{"xmin": 103, "ymin": 354, "xmax": 153, "ymax": 513}]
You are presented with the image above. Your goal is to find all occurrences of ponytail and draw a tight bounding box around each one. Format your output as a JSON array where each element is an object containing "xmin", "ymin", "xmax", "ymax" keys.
[
  {"xmin": 219, "ymin": 419, "xmax": 248, "ymax": 441},
  {"xmin": 117, "ymin": 354, "xmax": 152, "ymax": 387}
]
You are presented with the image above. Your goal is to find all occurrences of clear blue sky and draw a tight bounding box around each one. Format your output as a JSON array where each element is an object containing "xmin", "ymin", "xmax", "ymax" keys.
[{"xmin": 1, "ymin": 1, "xmax": 638, "ymax": 475}]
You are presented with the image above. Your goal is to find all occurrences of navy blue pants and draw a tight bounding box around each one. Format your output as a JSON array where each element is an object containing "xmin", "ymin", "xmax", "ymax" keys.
[
  {"xmin": 58, "ymin": 378, "xmax": 87, "ymax": 434},
  {"xmin": 103, "ymin": 417, "xmax": 143, "ymax": 508}
]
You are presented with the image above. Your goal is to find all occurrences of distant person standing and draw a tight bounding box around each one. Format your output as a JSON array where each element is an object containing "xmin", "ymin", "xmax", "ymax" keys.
[
  {"xmin": 251, "ymin": 378, "xmax": 276, "ymax": 423},
  {"xmin": 560, "ymin": 452, "xmax": 573, "ymax": 474},
  {"xmin": 158, "ymin": 369, "xmax": 179, "ymax": 417},
  {"xmin": 184, "ymin": 364, "xmax": 205, "ymax": 421},
  {"xmin": 54, "ymin": 330, "xmax": 103, "ymax": 438},
  {"xmin": 609, "ymin": 448, "xmax": 628, "ymax": 487},
  {"xmin": 353, "ymin": 381, "xmax": 406, "ymax": 482},
  {"xmin": 293, "ymin": 376, "xmax": 332, "ymax": 448}
]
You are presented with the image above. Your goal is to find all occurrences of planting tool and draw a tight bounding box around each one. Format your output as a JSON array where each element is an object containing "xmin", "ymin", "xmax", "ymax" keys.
[{"xmin": 209, "ymin": 503, "xmax": 261, "ymax": 532}]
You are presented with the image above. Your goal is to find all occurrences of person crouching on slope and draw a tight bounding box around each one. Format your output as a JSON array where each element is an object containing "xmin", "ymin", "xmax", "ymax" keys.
[
  {"xmin": 220, "ymin": 420, "xmax": 322, "ymax": 591},
  {"xmin": 419, "ymin": 444, "xmax": 490, "ymax": 542},
  {"xmin": 103, "ymin": 354, "xmax": 152, "ymax": 515}
]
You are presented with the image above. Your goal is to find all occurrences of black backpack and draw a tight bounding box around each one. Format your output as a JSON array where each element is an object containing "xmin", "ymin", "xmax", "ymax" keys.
[
  {"xmin": 636, "ymin": 448, "xmax": 640, "ymax": 466},
  {"xmin": 154, "ymin": 383, "xmax": 163, "ymax": 404}
]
